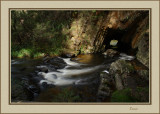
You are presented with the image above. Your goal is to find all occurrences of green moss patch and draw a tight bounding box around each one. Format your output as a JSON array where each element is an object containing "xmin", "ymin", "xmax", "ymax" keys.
[{"xmin": 111, "ymin": 88, "xmax": 134, "ymax": 102}]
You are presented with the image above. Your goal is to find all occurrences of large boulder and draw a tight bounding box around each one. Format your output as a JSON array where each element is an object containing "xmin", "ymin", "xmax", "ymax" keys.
[
  {"xmin": 36, "ymin": 66, "xmax": 48, "ymax": 73},
  {"xmin": 109, "ymin": 59, "xmax": 137, "ymax": 90},
  {"xmin": 109, "ymin": 59, "xmax": 135, "ymax": 74}
]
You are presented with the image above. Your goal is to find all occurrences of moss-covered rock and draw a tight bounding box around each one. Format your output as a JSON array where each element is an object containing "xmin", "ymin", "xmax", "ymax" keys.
[
  {"xmin": 97, "ymin": 72, "xmax": 114, "ymax": 101},
  {"xmin": 111, "ymin": 87, "xmax": 149, "ymax": 102},
  {"xmin": 109, "ymin": 59, "xmax": 135, "ymax": 74},
  {"xmin": 111, "ymin": 88, "xmax": 133, "ymax": 102}
]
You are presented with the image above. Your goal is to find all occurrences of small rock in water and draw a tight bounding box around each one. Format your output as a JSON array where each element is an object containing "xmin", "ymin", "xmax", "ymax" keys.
[
  {"xmin": 49, "ymin": 57, "xmax": 67, "ymax": 69},
  {"xmin": 103, "ymin": 49, "xmax": 119, "ymax": 58},
  {"xmin": 40, "ymin": 81, "xmax": 55, "ymax": 90},
  {"xmin": 38, "ymin": 72, "xmax": 46, "ymax": 77},
  {"xmin": 51, "ymin": 74, "xmax": 57, "ymax": 79},
  {"xmin": 31, "ymin": 77, "xmax": 42, "ymax": 83}
]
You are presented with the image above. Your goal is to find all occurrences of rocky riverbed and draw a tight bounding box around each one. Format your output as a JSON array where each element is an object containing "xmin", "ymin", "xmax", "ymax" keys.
[{"xmin": 11, "ymin": 49, "xmax": 149, "ymax": 102}]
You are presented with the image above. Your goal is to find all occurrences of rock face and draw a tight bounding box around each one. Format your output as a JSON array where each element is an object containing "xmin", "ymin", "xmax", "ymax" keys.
[
  {"xmin": 137, "ymin": 69, "xmax": 149, "ymax": 81},
  {"xmin": 114, "ymin": 73, "xmax": 124, "ymax": 90},
  {"xmin": 97, "ymin": 72, "xmax": 114, "ymax": 101},
  {"xmin": 109, "ymin": 59, "xmax": 135, "ymax": 89},
  {"xmin": 136, "ymin": 31, "xmax": 149, "ymax": 68},
  {"xmin": 63, "ymin": 11, "xmax": 149, "ymax": 56},
  {"xmin": 98, "ymin": 59, "xmax": 149, "ymax": 102},
  {"xmin": 109, "ymin": 59, "xmax": 134, "ymax": 74}
]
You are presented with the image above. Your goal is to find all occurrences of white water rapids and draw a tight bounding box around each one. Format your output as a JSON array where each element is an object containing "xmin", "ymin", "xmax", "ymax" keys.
[
  {"xmin": 38, "ymin": 58, "xmax": 105, "ymax": 86},
  {"xmin": 37, "ymin": 53, "xmax": 135, "ymax": 86}
]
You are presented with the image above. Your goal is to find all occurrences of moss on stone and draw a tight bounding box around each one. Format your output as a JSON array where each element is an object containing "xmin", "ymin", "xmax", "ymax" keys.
[{"xmin": 111, "ymin": 88, "xmax": 134, "ymax": 102}]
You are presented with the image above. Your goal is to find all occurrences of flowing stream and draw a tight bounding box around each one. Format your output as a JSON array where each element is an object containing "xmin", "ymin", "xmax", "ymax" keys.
[{"xmin": 11, "ymin": 53, "xmax": 135, "ymax": 102}]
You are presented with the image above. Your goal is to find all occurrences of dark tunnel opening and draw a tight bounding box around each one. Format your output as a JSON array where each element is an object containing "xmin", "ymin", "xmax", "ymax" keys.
[{"xmin": 102, "ymin": 28, "xmax": 137, "ymax": 55}]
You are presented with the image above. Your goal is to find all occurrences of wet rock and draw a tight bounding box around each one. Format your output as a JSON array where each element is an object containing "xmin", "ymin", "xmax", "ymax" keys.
[
  {"xmin": 115, "ymin": 74, "xmax": 124, "ymax": 90},
  {"xmin": 97, "ymin": 72, "xmax": 113, "ymax": 101},
  {"xmin": 31, "ymin": 77, "xmax": 42, "ymax": 83},
  {"xmin": 41, "ymin": 82, "xmax": 55, "ymax": 90},
  {"xmin": 41, "ymin": 67, "xmax": 48, "ymax": 73},
  {"xmin": 36, "ymin": 66, "xmax": 48, "ymax": 73},
  {"xmin": 27, "ymin": 85, "xmax": 39, "ymax": 94},
  {"xmin": 48, "ymin": 57, "xmax": 67, "ymax": 69},
  {"xmin": 109, "ymin": 59, "xmax": 139, "ymax": 90},
  {"xmin": 48, "ymin": 65, "xmax": 57, "ymax": 71},
  {"xmin": 37, "ymin": 72, "xmax": 46, "ymax": 78},
  {"xmin": 103, "ymin": 49, "xmax": 119, "ymax": 58},
  {"xmin": 100, "ymin": 72, "xmax": 113, "ymax": 86}
]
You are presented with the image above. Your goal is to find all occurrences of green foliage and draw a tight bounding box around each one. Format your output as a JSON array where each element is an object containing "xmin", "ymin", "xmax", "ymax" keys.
[
  {"xmin": 111, "ymin": 88, "xmax": 134, "ymax": 102},
  {"xmin": 11, "ymin": 10, "xmax": 109, "ymax": 58},
  {"xmin": 11, "ymin": 10, "xmax": 72, "ymax": 58},
  {"xmin": 80, "ymin": 45, "xmax": 85, "ymax": 54},
  {"xmin": 32, "ymin": 52, "xmax": 45, "ymax": 58},
  {"xmin": 18, "ymin": 49, "xmax": 31, "ymax": 57},
  {"xmin": 52, "ymin": 88, "xmax": 81, "ymax": 102},
  {"xmin": 92, "ymin": 10, "xmax": 96, "ymax": 13},
  {"xmin": 111, "ymin": 87, "xmax": 149, "ymax": 102},
  {"xmin": 11, "ymin": 48, "xmax": 31, "ymax": 58}
]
